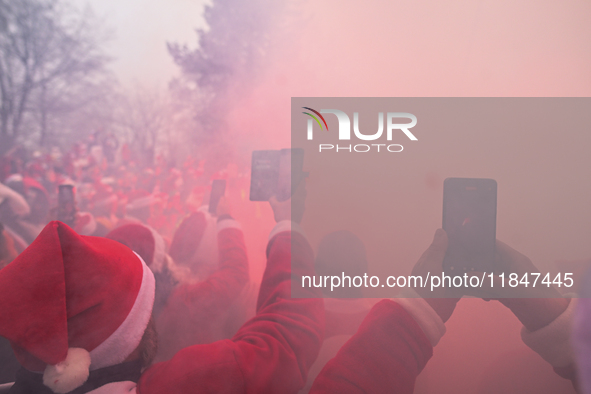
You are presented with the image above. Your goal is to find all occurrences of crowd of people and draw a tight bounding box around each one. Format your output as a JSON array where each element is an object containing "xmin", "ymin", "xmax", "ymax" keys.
[
  {"xmin": 0, "ymin": 136, "xmax": 590, "ymax": 394},
  {"xmin": 0, "ymin": 133, "xmax": 242, "ymax": 245}
]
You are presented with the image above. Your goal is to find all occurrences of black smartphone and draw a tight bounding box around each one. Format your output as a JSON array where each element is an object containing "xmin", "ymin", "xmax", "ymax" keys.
[
  {"xmin": 249, "ymin": 150, "xmax": 279, "ymax": 201},
  {"xmin": 208, "ymin": 179, "xmax": 226, "ymax": 214},
  {"xmin": 249, "ymin": 148, "xmax": 305, "ymax": 201},
  {"xmin": 442, "ymin": 178, "xmax": 497, "ymax": 274},
  {"xmin": 57, "ymin": 184, "xmax": 77, "ymax": 227},
  {"xmin": 277, "ymin": 148, "xmax": 305, "ymax": 202}
]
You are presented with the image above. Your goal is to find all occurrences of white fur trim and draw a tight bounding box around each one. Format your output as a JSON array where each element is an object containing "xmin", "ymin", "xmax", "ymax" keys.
[
  {"xmin": 126, "ymin": 195, "xmax": 157, "ymax": 211},
  {"xmin": 89, "ymin": 252, "xmax": 155, "ymax": 370},
  {"xmin": 269, "ymin": 220, "xmax": 305, "ymax": 241},
  {"xmin": 521, "ymin": 296, "xmax": 576, "ymax": 368},
  {"xmin": 4, "ymin": 174, "xmax": 23, "ymax": 183},
  {"xmin": 87, "ymin": 381, "xmax": 137, "ymax": 393},
  {"xmin": 395, "ymin": 289, "xmax": 446, "ymax": 347},
  {"xmin": 217, "ymin": 219, "xmax": 241, "ymax": 232},
  {"xmin": 147, "ymin": 226, "xmax": 166, "ymax": 273},
  {"xmin": 43, "ymin": 347, "xmax": 91, "ymax": 393}
]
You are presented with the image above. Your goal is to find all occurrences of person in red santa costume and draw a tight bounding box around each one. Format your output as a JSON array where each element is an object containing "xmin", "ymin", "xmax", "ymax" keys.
[
  {"xmin": 0, "ymin": 182, "xmax": 324, "ymax": 393},
  {"xmin": 308, "ymin": 229, "xmax": 577, "ymax": 393},
  {"xmin": 307, "ymin": 229, "xmax": 452, "ymax": 394},
  {"xmin": 105, "ymin": 196, "xmax": 251, "ymax": 360}
]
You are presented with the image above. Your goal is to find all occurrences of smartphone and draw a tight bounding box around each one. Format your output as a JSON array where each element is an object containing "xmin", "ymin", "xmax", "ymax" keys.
[
  {"xmin": 277, "ymin": 148, "xmax": 305, "ymax": 201},
  {"xmin": 249, "ymin": 148, "xmax": 305, "ymax": 201},
  {"xmin": 442, "ymin": 178, "xmax": 497, "ymax": 273},
  {"xmin": 208, "ymin": 179, "xmax": 226, "ymax": 214},
  {"xmin": 249, "ymin": 150, "xmax": 280, "ymax": 201},
  {"xmin": 57, "ymin": 184, "xmax": 77, "ymax": 227}
]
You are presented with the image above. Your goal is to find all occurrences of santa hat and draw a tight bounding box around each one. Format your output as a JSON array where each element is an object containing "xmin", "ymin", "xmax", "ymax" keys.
[
  {"xmin": 5, "ymin": 174, "xmax": 49, "ymax": 201},
  {"xmin": 22, "ymin": 176, "xmax": 49, "ymax": 199},
  {"xmin": 0, "ymin": 221, "xmax": 155, "ymax": 393},
  {"xmin": 106, "ymin": 223, "xmax": 167, "ymax": 273}
]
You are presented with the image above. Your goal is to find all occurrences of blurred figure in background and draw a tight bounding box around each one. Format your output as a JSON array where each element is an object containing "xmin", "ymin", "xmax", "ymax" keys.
[
  {"xmin": 4, "ymin": 175, "xmax": 50, "ymax": 227},
  {"xmin": 0, "ymin": 181, "xmax": 35, "ymax": 244},
  {"xmin": 153, "ymin": 196, "xmax": 251, "ymax": 361}
]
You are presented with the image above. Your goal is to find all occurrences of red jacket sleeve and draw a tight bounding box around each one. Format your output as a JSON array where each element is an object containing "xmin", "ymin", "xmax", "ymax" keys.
[
  {"xmin": 170, "ymin": 226, "xmax": 249, "ymax": 312},
  {"xmin": 154, "ymin": 226, "xmax": 249, "ymax": 360},
  {"xmin": 138, "ymin": 230, "xmax": 325, "ymax": 394},
  {"xmin": 309, "ymin": 299, "xmax": 432, "ymax": 394}
]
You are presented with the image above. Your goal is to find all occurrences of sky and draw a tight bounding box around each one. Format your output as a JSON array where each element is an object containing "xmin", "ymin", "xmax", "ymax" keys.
[
  {"xmin": 85, "ymin": 0, "xmax": 211, "ymax": 89},
  {"xmin": 83, "ymin": 0, "xmax": 591, "ymax": 96}
]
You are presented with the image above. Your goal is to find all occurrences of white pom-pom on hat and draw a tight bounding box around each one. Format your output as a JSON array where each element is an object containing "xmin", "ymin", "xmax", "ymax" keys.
[{"xmin": 43, "ymin": 347, "xmax": 91, "ymax": 393}]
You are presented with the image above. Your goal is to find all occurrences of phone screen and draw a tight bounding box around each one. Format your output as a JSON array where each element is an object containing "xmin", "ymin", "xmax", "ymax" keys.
[
  {"xmin": 209, "ymin": 179, "xmax": 227, "ymax": 214},
  {"xmin": 249, "ymin": 148, "xmax": 305, "ymax": 201},
  {"xmin": 249, "ymin": 150, "xmax": 280, "ymax": 201},
  {"xmin": 442, "ymin": 178, "xmax": 497, "ymax": 273}
]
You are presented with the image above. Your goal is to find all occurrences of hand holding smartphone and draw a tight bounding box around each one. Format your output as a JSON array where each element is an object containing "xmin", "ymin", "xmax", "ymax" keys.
[
  {"xmin": 249, "ymin": 148, "xmax": 305, "ymax": 201},
  {"xmin": 208, "ymin": 179, "xmax": 226, "ymax": 215}
]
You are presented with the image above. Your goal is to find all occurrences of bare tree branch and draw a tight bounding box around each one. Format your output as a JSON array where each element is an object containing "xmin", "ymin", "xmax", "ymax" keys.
[{"xmin": 0, "ymin": 0, "xmax": 112, "ymax": 153}]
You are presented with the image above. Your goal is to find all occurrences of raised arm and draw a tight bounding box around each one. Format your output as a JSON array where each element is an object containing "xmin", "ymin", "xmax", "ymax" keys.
[
  {"xmin": 138, "ymin": 183, "xmax": 325, "ymax": 394},
  {"xmin": 309, "ymin": 229, "xmax": 456, "ymax": 394}
]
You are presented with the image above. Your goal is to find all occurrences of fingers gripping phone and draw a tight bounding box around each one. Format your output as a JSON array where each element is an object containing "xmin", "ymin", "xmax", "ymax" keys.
[
  {"xmin": 208, "ymin": 179, "xmax": 226, "ymax": 214},
  {"xmin": 442, "ymin": 178, "xmax": 497, "ymax": 274}
]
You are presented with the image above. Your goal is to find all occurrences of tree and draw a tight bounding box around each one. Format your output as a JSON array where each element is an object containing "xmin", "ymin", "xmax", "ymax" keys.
[
  {"xmin": 0, "ymin": 0, "xmax": 111, "ymax": 154},
  {"xmin": 167, "ymin": 0, "xmax": 292, "ymax": 171},
  {"xmin": 115, "ymin": 86, "xmax": 169, "ymax": 168}
]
